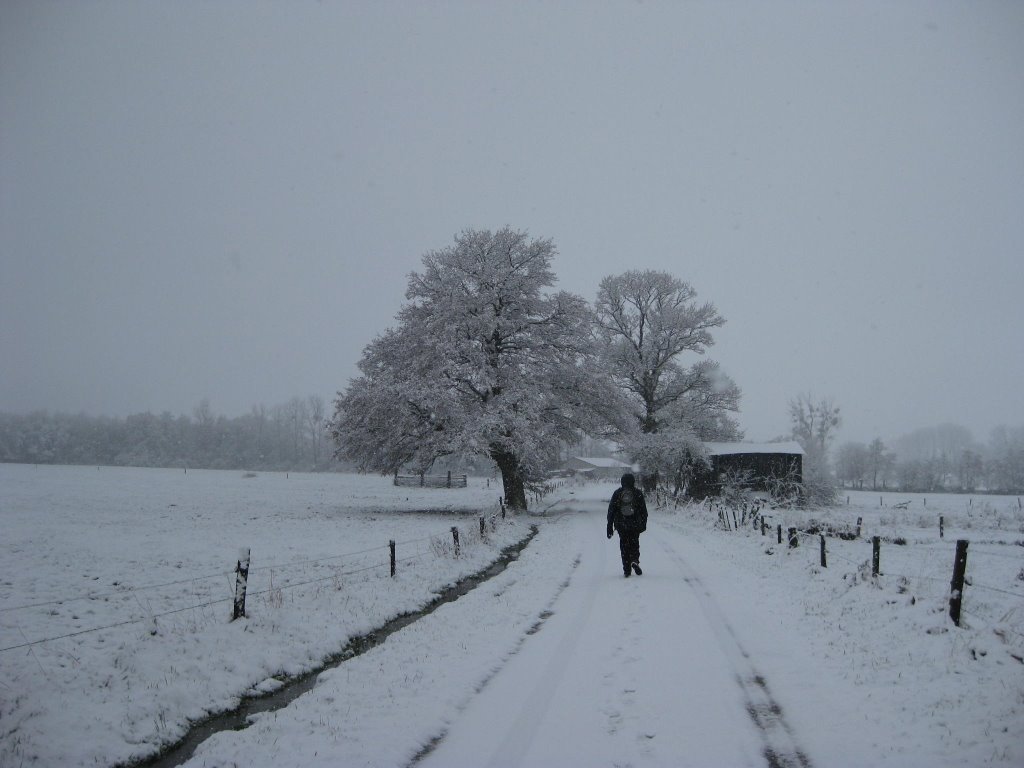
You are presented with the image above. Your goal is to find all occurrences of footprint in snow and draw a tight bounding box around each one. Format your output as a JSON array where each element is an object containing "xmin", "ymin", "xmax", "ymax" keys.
[{"xmin": 606, "ymin": 709, "xmax": 623, "ymax": 734}]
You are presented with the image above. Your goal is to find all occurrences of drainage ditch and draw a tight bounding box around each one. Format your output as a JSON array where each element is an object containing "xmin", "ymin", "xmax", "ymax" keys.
[{"xmin": 125, "ymin": 525, "xmax": 539, "ymax": 768}]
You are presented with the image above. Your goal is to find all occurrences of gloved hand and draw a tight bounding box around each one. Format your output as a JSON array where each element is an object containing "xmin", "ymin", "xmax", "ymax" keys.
[{"xmin": 607, "ymin": 527, "xmax": 613, "ymax": 539}]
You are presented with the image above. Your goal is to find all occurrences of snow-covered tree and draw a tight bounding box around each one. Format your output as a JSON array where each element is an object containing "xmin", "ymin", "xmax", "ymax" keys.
[
  {"xmin": 835, "ymin": 441, "xmax": 869, "ymax": 488},
  {"xmin": 892, "ymin": 423, "xmax": 975, "ymax": 463},
  {"xmin": 986, "ymin": 425, "xmax": 1024, "ymax": 492},
  {"xmin": 625, "ymin": 426, "xmax": 710, "ymax": 496},
  {"xmin": 866, "ymin": 437, "xmax": 895, "ymax": 490},
  {"xmin": 788, "ymin": 393, "xmax": 841, "ymax": 504},
  {"xmin": 331, "ymin": 228, "xmax": 629, "ymax": 510},
  {"xmin": 955, "ymin": 447, "xmax": 984, "ymax": 491},
  {"xmin": 789, "ymin": 394, "xmax": 840, "ymax": 456},
  {"xmin": 888, "ymin": 424, "xmax": 983, "ymax": 492},
  {"xmin": 305, "ymin": 395, "xmax": 327, "ymax": 468},
  {"xmin": 593, "ymin": 270, "xmax": 739, "ymax": 487}
]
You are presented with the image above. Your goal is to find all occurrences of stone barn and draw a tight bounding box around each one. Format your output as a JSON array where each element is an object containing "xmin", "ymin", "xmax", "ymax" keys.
[{"xmin": 688, "ymin": 441, "xmax": 804, "ymax": 499}]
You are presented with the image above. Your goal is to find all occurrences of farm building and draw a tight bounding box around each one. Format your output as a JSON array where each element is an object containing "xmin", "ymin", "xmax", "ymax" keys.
[
  {"xmin": 688, "ymin": 441, "xmax": 804, "ymax": 499},
  {"xmin": 563, "ymin": 456, "xmax": 634, "ymax": 480}
]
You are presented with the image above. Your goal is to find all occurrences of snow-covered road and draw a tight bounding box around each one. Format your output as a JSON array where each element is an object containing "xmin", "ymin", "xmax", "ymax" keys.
[
  {"xmin": 183, "ymin": 502, "xmax": 813, "ymax": 768},
  {"xmin": 419, "ymin": 517, "xmax": 801, "ymax": 768}
]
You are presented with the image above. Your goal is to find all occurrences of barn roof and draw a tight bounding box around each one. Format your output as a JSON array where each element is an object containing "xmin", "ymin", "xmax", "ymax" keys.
[
  {"xmin": 703, "ymin": 441, "xmax": 805, "ymax": 456},
  {"xmin": 569, "ymin": 456, "xmax": 633, "ymax": 468}
]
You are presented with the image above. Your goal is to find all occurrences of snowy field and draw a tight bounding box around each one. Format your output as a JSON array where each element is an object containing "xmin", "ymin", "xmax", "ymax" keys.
[
  {"xmin": 2, "ymin": 466, "xmax": 1022, "ymax": 767},
  {"xmin": 0, "ymin": 464, "xmax": 524, "ymax": 767}
]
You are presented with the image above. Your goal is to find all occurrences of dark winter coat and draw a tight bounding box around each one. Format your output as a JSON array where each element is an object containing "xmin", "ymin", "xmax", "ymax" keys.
[{"xmin": 607, "ymin": 479, "xmax": 648, "ymax": 536}]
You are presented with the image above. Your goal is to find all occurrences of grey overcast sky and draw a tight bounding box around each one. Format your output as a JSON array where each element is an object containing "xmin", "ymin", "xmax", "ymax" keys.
[{"xmin": 1, "ymin": 1, "xmax": 1021, "ymax": 446}]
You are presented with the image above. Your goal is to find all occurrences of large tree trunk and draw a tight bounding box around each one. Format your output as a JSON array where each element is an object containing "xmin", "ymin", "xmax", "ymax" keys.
[{"xmin": 492, "ymin": 448, "xmax": 528, "ymax": 511}]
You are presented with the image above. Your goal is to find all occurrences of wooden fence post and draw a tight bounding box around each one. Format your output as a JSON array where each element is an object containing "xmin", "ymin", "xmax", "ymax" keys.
[
  {"xmin": 447, "ymin": 471, "xmax": 452, "ymax": 488},
  {"xmin": 232, "ymin": 547, "xmax": 250, "ymax": 621},
  {"xmin": 479, "ymin": 516, "xmax": 486, "ymax": 539},
  {"xmin": 872, "ymin": 536, "xmax": 881, "ymax": 577},
  {"xmin": 949, "ymin": 539, "xmax": 969, "ymax": 627},
  {"xmin": 788, "ymin": 527, "xmax": 798, "ymax": 548},
  {"xmin": 451, "ymin": 526, "xmax": 460, "ymax": 558},
  {"xmin": 389, "ymin": 540, "xmax": 396, "ymax": 577},
  {"xmin": 777, "ymin": 524, "xmax": 782, "ymax": 544},
  {"xmin": 939, "ymin": 515, "xmax": 944, "ymax": 539},
  {"xmin": 820, "ymin": 535, "xmax": 827, "ymax": 568},
  {"xmin": 856, "ymin": 517, "xmax": 863, "ymax": 538},
  {"xmin": 761, "ymin": 517, "xmax": 767, "ymax": 536}
]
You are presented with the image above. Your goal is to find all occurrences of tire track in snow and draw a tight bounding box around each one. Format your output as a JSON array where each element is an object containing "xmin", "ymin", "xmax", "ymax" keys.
[
  {"xmin": 659, "ymin": 537, "xmax": 814, "ymax": 768},
  {"xmin": 406, "ymin": 553, "xmax": 583, "ymax": 767},
  {"xmin": 413, "ymin": 518, "xmax": 636, "ymax": 768},
  {"xmin": 481, "ymin": 546, "xmax": 596, "ymax": 768}
]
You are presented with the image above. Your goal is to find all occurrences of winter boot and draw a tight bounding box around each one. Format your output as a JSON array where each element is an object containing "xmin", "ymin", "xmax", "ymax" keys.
[{"xmin": 631, "ymin": 562, "xmax": 642, "ymax": 575}]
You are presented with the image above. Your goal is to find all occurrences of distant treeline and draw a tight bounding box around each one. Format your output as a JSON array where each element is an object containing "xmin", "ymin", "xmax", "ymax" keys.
[
  {"xmin": 834, "ymin": 424, "xmax": 1024, "ymax": 494},
  {"xmin": 0, "ymin": 397, "xmax": 340, "ymax": 472}
]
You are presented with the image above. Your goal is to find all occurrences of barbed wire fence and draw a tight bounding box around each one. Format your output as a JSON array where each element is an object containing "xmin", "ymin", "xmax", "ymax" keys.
[
  {"xmin": 0, "ymin": 504, "xmax": 511, "ymax": 655},
  {"xmin": 656, "ymin": 493, "xmax": 1024, "ymax": 656}
]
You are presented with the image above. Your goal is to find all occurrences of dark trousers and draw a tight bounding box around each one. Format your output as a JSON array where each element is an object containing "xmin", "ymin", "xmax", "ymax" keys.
[{"xmin": 618, "ymin": 529, "xmax": 641, "ymax": 571}]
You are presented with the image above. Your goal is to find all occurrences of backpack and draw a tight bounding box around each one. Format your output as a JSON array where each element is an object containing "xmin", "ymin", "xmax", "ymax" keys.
[
  {"xmin": 619, "ymin": 487, "xmax": 636, "ymax": 519},
  {"xmin": 617, "ymin": 486, "xmax": 646, "ymax": 532}
]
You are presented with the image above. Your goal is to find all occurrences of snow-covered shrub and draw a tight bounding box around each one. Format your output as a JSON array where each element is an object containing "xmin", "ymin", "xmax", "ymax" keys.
[
  {"xmin": 264, "ymin": 571, "xmax": 284, "ymax": 609},
  {"xmin": 800, "ymin": 473, "xmax": 839, "ymax": 507},
  {"xmin": 429, "ymin": 534, "xmax": 455, "ymax": 559},
  {"xmin": 718, "ymin": 467, "xmax": 755, "ymax": 508}
]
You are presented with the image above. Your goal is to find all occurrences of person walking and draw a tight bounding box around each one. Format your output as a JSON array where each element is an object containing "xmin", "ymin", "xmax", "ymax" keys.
[{"xmin": 607, "ymin": 473, "xmax": 648, "ymax": 577}]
